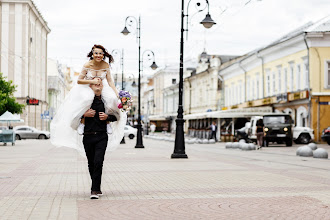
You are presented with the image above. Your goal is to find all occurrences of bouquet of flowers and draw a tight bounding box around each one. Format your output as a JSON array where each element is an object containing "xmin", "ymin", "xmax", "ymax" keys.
[{"xmin": 118, "ymin": 90, "xmax": 133, "ymax": 111}]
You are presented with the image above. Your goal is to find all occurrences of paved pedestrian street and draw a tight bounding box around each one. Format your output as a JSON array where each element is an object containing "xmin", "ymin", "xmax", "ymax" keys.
[{"xmin": 0, "ymin": 138, "xmax": 330, "ymax": 220}]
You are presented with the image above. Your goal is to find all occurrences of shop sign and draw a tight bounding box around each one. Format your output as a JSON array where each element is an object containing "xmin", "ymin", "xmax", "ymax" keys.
[
  {"xmin": 26, "ymin": 98, "xmax": 39, "ymax": 105},
  {"xmin": 276, "ymin": 94, "xmax": 287, "ymax": 102},
  {"xmin": 262, "ymin": 98, "xmax": 272, "ymax": 105},
  {"xmin": 288, "ymin": 90, "xmax": 309, "ymax": 101}
]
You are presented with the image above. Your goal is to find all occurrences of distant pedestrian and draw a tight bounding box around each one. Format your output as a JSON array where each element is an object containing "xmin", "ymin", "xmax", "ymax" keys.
[
  {"xmin": 210, "ymin": 121, "xmax": 217, "ymax": 142},
  {"xmin": 150, "ymin": 123, "xmax": 156, "ymax": 133},
  {"xmin": 256, "ymin": 119, "xmax": 264, "ymax": 149}
]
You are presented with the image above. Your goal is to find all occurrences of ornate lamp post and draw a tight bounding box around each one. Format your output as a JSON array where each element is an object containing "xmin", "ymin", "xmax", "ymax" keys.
[
  {"xmin": 111, "ymin": 49, "xmax": 124, "ymax": 89},
  {"xmin": 121, "ymin": 16, "xmax": 158, "ymax": 148},
  {"xmin": 111, "ymin": 49, "xmax": 126, "ymax": 144},
  {"xmin": 172, "ymin": 0, "xmax": 216, "ymax": 159}
]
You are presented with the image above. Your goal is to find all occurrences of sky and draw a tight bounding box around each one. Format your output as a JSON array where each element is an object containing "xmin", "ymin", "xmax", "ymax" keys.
[{"xmin": 33, "ymin": 0, "xmax": 330, "ymax": 77}]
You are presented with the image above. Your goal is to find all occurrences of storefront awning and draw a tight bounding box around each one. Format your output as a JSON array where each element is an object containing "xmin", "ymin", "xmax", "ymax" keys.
[
  {"xmin": 149, "ymin": 115, "xmax": 167, "ymax": 121},
  {"xmin": 184, "ymin": 107, "xmax": 272, "ymax": 120}
]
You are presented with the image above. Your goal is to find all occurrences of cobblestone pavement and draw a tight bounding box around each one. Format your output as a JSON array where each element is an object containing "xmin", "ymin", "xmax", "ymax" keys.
[{"xmin": 0, "ymin": 138, "xmax": 330, "ymax": 219}]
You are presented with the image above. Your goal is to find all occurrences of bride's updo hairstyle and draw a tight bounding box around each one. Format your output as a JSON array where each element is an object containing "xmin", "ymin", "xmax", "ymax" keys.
[{"xmin": 87, "ymin": 44, "xmax": 114, "ymax": 64}]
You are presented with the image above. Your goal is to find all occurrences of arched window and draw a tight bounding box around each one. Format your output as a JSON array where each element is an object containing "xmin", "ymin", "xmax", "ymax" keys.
[{"xmin": 296, "ymin": 106, "xmax": 308, "ymax": 127}]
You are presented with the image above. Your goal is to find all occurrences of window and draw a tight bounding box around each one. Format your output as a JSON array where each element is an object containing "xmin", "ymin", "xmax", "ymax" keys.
[
  {"xmin": 225, "ymin": 86, "xmax": 228, "ymax": 106},
  {"xmin": 239, "ymin": 81, "xmax": 243, "ymax": 103},
  {"xmin": 284, "ymin": 68, "xmax": 288, "ymax": 93},
  {"xmin": 172, "ymin": 79, "xmax": 176, "ymax": 84},
  {"xmin": 277, "ymin": 67, "xmax": 281, "ymax": 94},
  {"xmin": 246, "ymin": 77, "xmax": 250, "ymax": 101},
  {"xmin": 252, "ymin": 79, "xmax": 255, "ymax": 99},
  {"xmin": 304, "ymin": 62, "xmax": 308, "ymax": 89},
  {"xmin": 296, "ymin": 64, "xmax": 301, "ymax": 91},
  {"xmin": 256, "ymin": 75, "xmax": 260, "ymax": 99},
  {"xmin": 231, "ymin": 83, "xmax": 234, "ymax": 105},
  {"xmin": 326, "ymin": 61, "xmax": 330, "ymax": 88},
  {"xmin": 272, "ymin": 72, "xmax": 276, "ymax": 96},
  {"xmin": 267, "ymin": 74, "xmax": 270, "ymax": 97},
  {"xmin": 290, "ymin": 63, "xmax": 294, "ymax": 92},
  {"xmin": 18, "ymin": 128, "xmax": 27, "ymax": 131}
]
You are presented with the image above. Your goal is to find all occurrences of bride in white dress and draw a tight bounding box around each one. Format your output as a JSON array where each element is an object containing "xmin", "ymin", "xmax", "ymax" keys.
[{"xmin": 50, "ymin": 45, "xmax": 127, "ymax": 153}]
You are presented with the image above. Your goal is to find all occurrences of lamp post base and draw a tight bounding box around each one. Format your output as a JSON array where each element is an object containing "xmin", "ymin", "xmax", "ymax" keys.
[
  {"xmin": 171, "ymin": 153, "xmax": 188, "ymax": 159},
  {"xmin": 135, "ymin": 124, "xmax": 144, "ymax": 148},
  {"xmin": 171, "ymin": 116, "xmax": 188, "ymax": 159},
  {"xmin": 135, "ymin": 144, "xmax": 145, "ymax": 148}
]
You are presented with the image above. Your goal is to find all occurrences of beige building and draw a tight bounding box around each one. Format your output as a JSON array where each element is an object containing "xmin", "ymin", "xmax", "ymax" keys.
[
  {"xmin": 220, "ymin": 17, "xmax": 330, "ymax": 142},
  {"xmin": 183, "ymin": 53, "xmax": 238, "ymax": 139},
  {"xmin": 0, "ymin": 0, "xmax": 50, "ymax": 129}
]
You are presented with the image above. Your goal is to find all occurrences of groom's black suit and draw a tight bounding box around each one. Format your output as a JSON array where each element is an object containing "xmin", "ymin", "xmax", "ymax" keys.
[{"xmin": 83, "ymin": 95, "xmax": 117, "ymax": 192}]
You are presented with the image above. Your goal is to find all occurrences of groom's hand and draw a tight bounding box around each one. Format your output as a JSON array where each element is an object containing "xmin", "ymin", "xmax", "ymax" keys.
[
  {"xmin": 84, "ymin": 109, "xmax": 96, "ymax": 117},
  {"xmin": 99, "ymin": 112, "xmax": 108, "ymax": 121}
]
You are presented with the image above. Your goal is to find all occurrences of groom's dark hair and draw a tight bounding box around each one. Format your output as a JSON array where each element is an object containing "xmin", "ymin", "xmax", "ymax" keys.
[{"xmin": 87, "ymin": 44, "xmax": 114, "ymax": 64}]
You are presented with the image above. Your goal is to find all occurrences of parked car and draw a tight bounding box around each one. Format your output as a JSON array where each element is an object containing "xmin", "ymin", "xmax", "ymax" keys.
[
  {"xmin": 14, "ymin": 126, "xmax": 50, "ymax": 140},
  {"xmin": 293, "ymin": 126, "xmax": 314, "ymax": 144},
  {"xmin": 124, "ymin": 125, "xmax": 137, "ymax": 139},
  {"xmin": 247, "ymin": 115, "xmax": 314, "ymax": 145},
  {"xmin": 321, "ymin": 126, "xmax": 330, "ymax": 145}
]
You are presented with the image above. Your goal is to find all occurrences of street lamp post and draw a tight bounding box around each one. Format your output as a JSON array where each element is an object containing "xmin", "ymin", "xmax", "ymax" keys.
[
  {"xmin": 121, "ymin": 16, "xmax": 158, "ymax": 149},
  {"xmin": 111, "ymin": 49, "xmax": 125, "ymax": 90},
  {"xmin": 111, "ymin": 49, "xmax": 126, "ymax": 144},
  {"xmin": 172, "ymin": 0, "xmax": 216, "ymax": 159}
]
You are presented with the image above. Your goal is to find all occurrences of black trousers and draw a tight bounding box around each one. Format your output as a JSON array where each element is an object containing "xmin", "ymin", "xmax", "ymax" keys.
[
  {"xmin": 211, "ymin": 131, "xmax": 217, "ymax": 141},
  {"xmin": 83, "ymin": 132, "xmax": 108, "ymax": 191}
]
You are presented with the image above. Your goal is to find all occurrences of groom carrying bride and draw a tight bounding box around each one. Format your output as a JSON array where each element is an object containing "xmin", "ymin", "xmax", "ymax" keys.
[{"xmin": 82, "ymin": 81, "xmax": 117, "ymax": 199}]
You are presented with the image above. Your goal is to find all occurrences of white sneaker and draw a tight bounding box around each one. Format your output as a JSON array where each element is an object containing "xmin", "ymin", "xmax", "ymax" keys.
[
  {"xmin": 77, "ymin": 123, "xmax": 85, "ymax": 135},
  {"xmin": 107, "ymin": 123, "xmax": 113, "ymax": 134}
]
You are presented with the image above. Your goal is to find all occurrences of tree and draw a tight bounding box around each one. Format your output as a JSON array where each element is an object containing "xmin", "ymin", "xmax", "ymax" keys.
[{"xmin": 0, "ymin": 73, "xmax": 25, "ymax": 116}]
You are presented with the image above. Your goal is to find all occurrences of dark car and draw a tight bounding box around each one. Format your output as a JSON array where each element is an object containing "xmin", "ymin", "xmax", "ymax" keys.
[
  {"xmin": 263, "ymin": 114, "xmax": 293, "ymax": 147},
  {"xmin": 321, "ymin": 126, "xmax": 330, "ymax": 145}
]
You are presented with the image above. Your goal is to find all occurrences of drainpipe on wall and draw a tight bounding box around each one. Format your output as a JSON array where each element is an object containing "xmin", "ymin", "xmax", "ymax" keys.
[
  {"xmin": 218, "ymin": 74, "xmax": 224, "ymax": 109},
  {"xmin": 188, "ymin": 79, "xmax": 192, "ymax": 114},
  {"xmin": 256, "ymin": 51, "xmax": 265, "ymax": 99},
  {"xmin": 303, "ymin": 32, "xmax": 312, "ymax": 128},
  {"xmin": 238, "ymin": 61, "xmax": 247, "ymax": 103}
]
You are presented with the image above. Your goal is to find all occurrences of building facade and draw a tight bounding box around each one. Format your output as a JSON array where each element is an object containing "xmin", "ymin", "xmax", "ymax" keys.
[
  {"xmin": 220, "ymin": 18, "xmax": 330, "ymax": 142},
  {"xmin": 47, "ymin": 59, "xmax": 65, "ymax": 127},
  {"xmin": 183, "ymin": 53, "xmax": 238, "ymax": 139},
  {"xmin": 149, "ymin": 66, "xmax": 179, "ymax": 131},
  {"xmin": 0, "ymin": 0, "xmax": 50, "ymax": 129}
]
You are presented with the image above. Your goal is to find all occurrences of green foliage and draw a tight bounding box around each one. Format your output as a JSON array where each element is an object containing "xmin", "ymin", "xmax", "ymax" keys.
[{"xmin": 0, "ymin": 73, "xmax": 25, "ymax": 115}]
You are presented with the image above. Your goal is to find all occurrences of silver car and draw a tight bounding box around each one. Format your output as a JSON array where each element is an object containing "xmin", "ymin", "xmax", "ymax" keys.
[{"xmin": 14, "ymin": 126, "xmax": 50, "ymax": 140}]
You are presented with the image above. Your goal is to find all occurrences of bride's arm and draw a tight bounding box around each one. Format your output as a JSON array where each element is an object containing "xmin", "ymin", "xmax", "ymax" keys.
[
  {"xmin": 77, "ymin": 66, "xmax": 99, "ymax": 85},
  {"xmin": 106, "ymin": 69, "xmax": 119, "ymax": 98}
]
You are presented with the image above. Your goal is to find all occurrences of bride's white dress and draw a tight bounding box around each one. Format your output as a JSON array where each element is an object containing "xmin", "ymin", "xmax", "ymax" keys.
[{"xmin": 50, "ymin": 67, "xmax": 127, "ymax": 154}]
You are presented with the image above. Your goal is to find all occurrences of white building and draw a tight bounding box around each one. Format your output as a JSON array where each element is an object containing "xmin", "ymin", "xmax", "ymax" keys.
[
  {"xmin": 47, "ymin": 59, "xmax": 66, "ymax": 122},
  {"xmin": 149, "ymin": 65, "xmax": 179, "ymax": 131},
  {"xmin": 0, "ymin": 0, "xmax": 50, "ymax": 129},
  {"xmin": 163, "ymin": 83, "xmax": 179, "ymax": 133}
]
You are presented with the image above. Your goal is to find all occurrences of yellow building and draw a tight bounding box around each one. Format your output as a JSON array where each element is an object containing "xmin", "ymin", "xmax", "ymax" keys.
[{"xmin": 220, "ymin": 17, "xmax": 330, "ymax": 142}]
